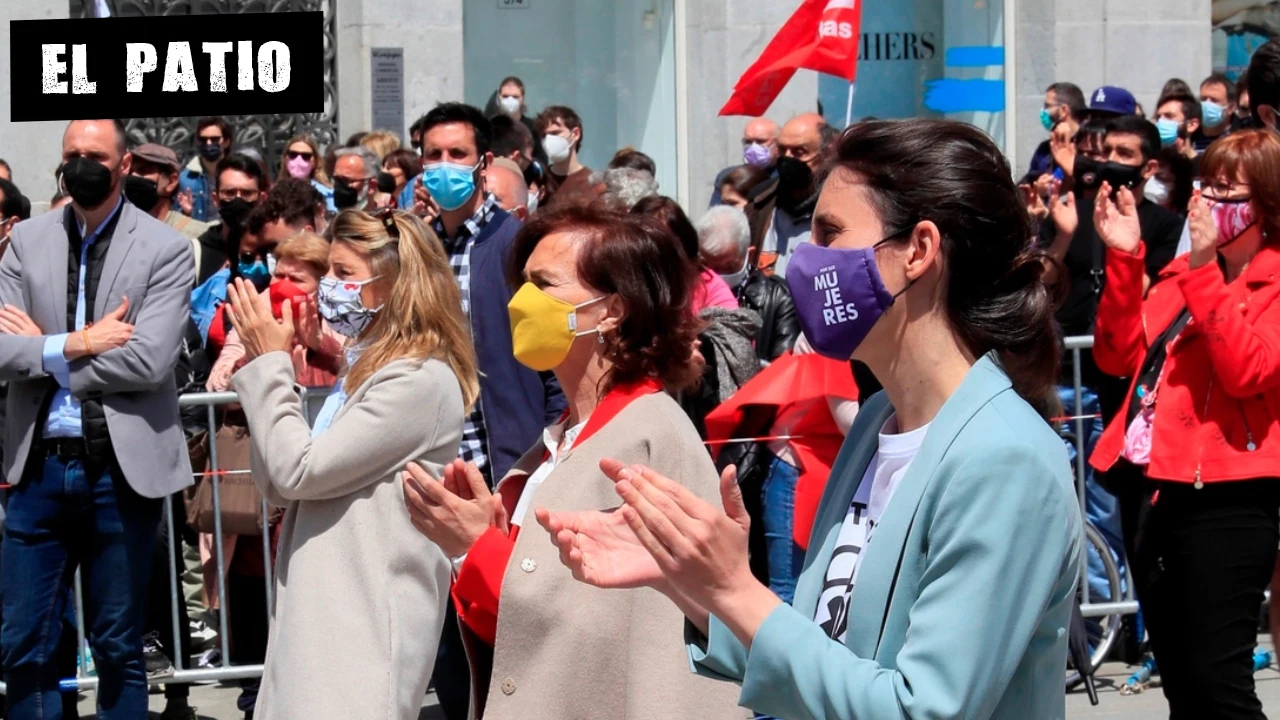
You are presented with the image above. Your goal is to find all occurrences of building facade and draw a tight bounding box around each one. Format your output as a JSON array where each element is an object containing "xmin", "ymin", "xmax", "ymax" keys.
[{"xmin": 0, "ymin": 0, "xmax": 1214, "ymax": 212}]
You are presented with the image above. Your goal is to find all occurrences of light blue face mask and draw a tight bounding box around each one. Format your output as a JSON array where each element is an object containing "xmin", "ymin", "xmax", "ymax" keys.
[
  {"xmin": 423, "ymin": 160, "xmax": 481, "ymax": 211},
  {"xmin": 1201, "ymin": 100, "xmax": 1225, "ymax": 128},
  {"xmin": 1156, "ymin": 117, "xmax": 1180, "ymax": 147}
]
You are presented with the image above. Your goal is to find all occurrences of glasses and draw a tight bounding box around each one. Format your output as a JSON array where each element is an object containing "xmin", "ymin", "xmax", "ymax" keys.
[
  {"xmin": 376, "ymin": 207, "xmax": 400, "ymax": 239},
  {"xmin": 286, "ymin": 150, "xmax": 314, "ymax": 161},
  {"xmin": 239, "ymin": 245, "xmax": 276, "ymax": 264},
  {"xmin": 198, "ymin": 136, "xmax": 224, "ymax": 145},
  {"xmin": 218, "ymin": 188, "xmax": 260, "ymax": 202}
]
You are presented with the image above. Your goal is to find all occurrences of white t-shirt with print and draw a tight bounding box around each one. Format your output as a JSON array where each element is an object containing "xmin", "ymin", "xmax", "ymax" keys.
[{"xmin": 812, "ymin": 415, "xmax": 930, "ymax": 643}]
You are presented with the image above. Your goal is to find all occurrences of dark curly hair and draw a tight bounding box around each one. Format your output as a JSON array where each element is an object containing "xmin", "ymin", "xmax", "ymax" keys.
[{"xmin": 508, "ymin": 205, "xmax": 702, "ymax": 393}]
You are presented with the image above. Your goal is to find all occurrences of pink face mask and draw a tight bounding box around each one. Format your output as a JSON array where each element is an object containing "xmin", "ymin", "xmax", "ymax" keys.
[
  {"xmin": 286, "ymin": 155, "xmax": 313, "ymax": 181},
  {"xmin": 1209, "ymin": 198, "xmax": 1257, "ymax": 247}
]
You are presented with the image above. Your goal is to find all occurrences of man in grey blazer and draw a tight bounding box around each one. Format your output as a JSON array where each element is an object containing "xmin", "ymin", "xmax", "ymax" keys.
[{"xmin": 0, "ymin": 119, "xmax": 194, "ymax": 719}]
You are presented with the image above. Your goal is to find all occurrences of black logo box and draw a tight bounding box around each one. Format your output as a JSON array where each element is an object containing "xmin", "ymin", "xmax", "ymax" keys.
[{"xmin": 9, "ymin": 12, "xmax": 323, "ymax": 122}]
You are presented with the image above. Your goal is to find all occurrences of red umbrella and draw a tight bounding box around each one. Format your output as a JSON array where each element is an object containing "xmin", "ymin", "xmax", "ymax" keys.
[{"xmin": 706, "ymin": 351, "xmax": 859, "ymax": 548}]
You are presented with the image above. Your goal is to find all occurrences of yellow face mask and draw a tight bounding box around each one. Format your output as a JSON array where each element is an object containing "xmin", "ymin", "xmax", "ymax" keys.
[{"xmin": 508, "ymin": 283, "xmax": 609, "ymax": 372}]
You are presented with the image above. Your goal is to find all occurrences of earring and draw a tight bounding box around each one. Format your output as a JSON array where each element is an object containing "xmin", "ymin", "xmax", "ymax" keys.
[{"xmin": 597, "ymin": 333, "xmax": 605, "ymax": 345}]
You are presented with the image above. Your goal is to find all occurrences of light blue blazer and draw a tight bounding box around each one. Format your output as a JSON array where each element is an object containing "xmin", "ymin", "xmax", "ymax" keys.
[{"xmin": 688, "ymin": 354, "xmax": 1083, "ymax": 720}]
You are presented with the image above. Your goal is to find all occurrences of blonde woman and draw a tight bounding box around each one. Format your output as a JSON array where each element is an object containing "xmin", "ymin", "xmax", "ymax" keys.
[
  {"xmin": 278, "ymin": 134, "xmax": 335, "ymax": 213},
  {"xmin": 360, "ymin": 129, "xmax": 402, "ymax": 161},
  {"xmin": 226, "ymin": 208, "xmax": 479, "ymax": 719}
]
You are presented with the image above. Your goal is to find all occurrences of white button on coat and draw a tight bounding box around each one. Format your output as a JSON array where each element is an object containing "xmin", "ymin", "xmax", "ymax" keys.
[{"xmin": 520, "ymin": 557, "xmax": 537, "ymax": 573}]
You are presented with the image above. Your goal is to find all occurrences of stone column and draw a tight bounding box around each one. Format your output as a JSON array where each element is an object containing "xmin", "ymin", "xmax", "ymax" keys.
[
  {"xmin": 1014, "ymin": 0, "xmax": 1212, "ymax": 174},
  {"xmin": 0, "ymin": 0, "xmax": 74, "ymax": 214},
  {"xmin": 336, "ymin": 0, "xmax": 464, "ymax": 143},
  {"xmin": 685, "ymin": 0, "xmax": 819, "ymax": 209}
]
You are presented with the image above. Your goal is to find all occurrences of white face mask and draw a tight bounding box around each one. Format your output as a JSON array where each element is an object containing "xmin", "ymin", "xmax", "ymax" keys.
[
  {"xmin": 526, "ymin": 192, "xmax": 539, "ymax": 215},
  {"xmin": 543, "ymin": 134, "xmax": 573, "ymax": 165},
  {"xmin": 1144, "ymin": 176, "xmax": 1171, "ymax": 207},
  {"xmin": 499, "ymin": 95, "xmax": 522, "ymax": 116},
  {"xmin": 719, "ymin": 251, "xmax": 751, "ymax": 289}
]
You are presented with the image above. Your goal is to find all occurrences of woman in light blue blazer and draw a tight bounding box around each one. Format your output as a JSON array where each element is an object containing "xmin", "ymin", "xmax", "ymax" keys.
[{"xmin": 537, "ymin": 119, "xmax": 1083, "ymax": 720}]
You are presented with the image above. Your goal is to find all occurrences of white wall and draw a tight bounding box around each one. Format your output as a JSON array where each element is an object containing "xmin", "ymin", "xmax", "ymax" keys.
[
  {"xmin": 0, "ymin": 0, "xmax": 76, "ymax": 214},
  {"xmin": 1014, "ymin": 0, "xmax": 1212, "ymax": 176}
]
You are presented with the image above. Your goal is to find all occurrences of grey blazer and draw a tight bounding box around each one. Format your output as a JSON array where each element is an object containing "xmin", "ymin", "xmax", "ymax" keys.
[{"xmin": 0, "ymin": 200, "xmax": 195, "ymax": 498}]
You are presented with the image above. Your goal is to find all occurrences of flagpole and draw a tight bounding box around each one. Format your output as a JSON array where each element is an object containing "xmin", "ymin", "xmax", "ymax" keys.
[{"xmin": 845, "ymin": 81, "xmax": 856, "ymax": 127}]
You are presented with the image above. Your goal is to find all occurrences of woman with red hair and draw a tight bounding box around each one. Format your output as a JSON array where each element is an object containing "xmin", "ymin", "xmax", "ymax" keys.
[{"xmin": 1091, "ymin": 128, "xmax": 1280, "ymax": 718}]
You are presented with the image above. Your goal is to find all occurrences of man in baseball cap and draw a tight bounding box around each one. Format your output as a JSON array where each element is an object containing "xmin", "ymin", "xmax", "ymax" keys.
[
  {"xmin": 1087, "ymin": 85, "xmax": 1138, "ymax": 117},
  {"xmin": 126, "ymin": 142, "xmax": 210, "ymax": 248}
]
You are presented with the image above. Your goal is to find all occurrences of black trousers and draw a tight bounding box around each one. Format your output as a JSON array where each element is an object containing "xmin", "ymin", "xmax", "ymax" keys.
[
  {"xmin": 143, "ymin": 494, "xmax": 193, "ymax": 701},
  {"xmin": 1114, "ymin": 462, "xmax": 1280, "ymax": 720}
]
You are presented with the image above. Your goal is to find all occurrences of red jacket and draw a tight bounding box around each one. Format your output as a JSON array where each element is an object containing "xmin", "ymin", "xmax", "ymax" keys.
[{"xmin": 1091, "ymin": 242, "xmax": 1280, "ymax": 484}]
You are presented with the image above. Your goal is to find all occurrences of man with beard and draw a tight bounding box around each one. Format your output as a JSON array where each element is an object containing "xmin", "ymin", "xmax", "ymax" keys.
[
  {"xmin": 0, "ymin": 119, "xmax": 193, "ymax": 719},
  {"xmin": 747, "ymin": 113, "xmax": 832, "ymax": 277}
]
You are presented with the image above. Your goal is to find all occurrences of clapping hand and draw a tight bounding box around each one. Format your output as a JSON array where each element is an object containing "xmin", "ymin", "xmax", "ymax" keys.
[
  {"xmin": 1187, "ymin": 189, "xmax": 1219, "ymax": 270},
  {"xmin": 1048, "ymin": 180, "xmax": 1078, "ymax": 238},
  {"xmin": 226, "ymin": 278, "xmax": 294, "ymax": 360},
  {"xmin": 403, "ymin": 459, "xmax": 505, "ymax": 558},
  {"xmin": 1020, "ymin": 183, "xmax": 1049, "ymax": 224},
  {"xmin": 1093, "ymin": 182, "xmax": 1142, "ymax": 255},
  {"xmin": 177, "ymin": 188, "xmax": 195, "ymax": 216},
  {"xmin": 1050, "ymin": 124, "xmax": 1077, "ymax": 178},
  {"xmin": 294, "ymin": 297, "xmax": 324, "ymax": 351}
]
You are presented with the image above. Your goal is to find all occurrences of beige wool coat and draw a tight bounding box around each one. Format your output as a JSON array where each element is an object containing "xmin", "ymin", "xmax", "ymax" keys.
[
  {"xmin": 232, "ymin": 353, "xmax": 463, "ymax": 720},
  {"xmin": 468, "ymin": 390, "xmax": 749, "ymax": 720}
]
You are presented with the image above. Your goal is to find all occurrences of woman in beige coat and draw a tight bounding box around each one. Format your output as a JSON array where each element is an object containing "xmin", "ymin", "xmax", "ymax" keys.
[
  {"xmin": 226, "ymin": 208, "xmax": 479, "ymax": 720},
  {"xmin": 402, "ymin": 205, "xmax": 745, "ymax": 720}
]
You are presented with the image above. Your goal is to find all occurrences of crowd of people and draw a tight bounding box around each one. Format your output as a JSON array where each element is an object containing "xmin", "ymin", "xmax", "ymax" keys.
[{"xmin": 0, "ymin": 41, "xmax": 1273, "ymax": 720}]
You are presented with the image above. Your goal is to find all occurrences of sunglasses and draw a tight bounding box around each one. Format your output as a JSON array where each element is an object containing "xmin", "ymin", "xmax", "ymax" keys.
[
  {"xmin": 287, "ymin": 150, "xmax": 314, "ymax": 162},
  {"xmin": 198, "ymin": 136, "xmax": 224, "ymax": 145}
]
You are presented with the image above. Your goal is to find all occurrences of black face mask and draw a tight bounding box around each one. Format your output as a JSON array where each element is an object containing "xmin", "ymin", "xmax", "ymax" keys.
[
  {"xmin": 1098, "ymin": 161, "xmax": 1144, "ymax": 195},
  {"xmin": 61, "ymin": 157, "xmax": 115, "ymax": 210},
  {"xmin": 332, "ymin": 181, "xmax": 362, "ymax": 210},
  {"xmin": 775, "ymin": 157, "xmax": 817, "ymax": 214},
  {"xmin": 218, "ymin": 198, "xmax": 255, "ymax": 233},
  {"xmin": 123, "ymin": 175, "xmax": 161, "ymax": 212},
  {"xmin": 376, "ymin": 171, "xmax": 396, "ymax": 194},
  {"xmin": 1074, "ymin": 155, "xmax": 1102, "ymax": 191},
  {"xmin": 199, "ymin": 143, "xmax": 223, "ymax": 162}
]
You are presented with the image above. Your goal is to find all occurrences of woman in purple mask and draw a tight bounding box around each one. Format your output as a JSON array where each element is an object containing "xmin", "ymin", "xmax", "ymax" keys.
[{"xmin": 537, "ymin": 119, "xmax": 1082, "ymax": 720}]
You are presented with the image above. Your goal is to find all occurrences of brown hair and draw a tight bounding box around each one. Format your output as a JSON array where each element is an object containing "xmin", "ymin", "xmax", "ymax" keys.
[
  {"xmin": 328, "ymin": 209, "xmax": 479, "ymax": 408},
  {"xmin": 508, "ymin": 206, "xmax": 701, "ymax": 392},
  {"xmin": 628, "ymin": 195, "xmax": 698, "ymax": 265},
  {"xmin": 722, "ymin": 165, "xmax": 771, "ymax": 201},
  {"xmin": 273, "ymin": 231, "xmax": 330, "ymax": 279},
  {"xmin": 1198, "ymin": 128, "xmax": 1280, "ymax": 243},
  {"xmin": 828, "ymin": 119, "xmax": 1066, "ymax": 420},
  {"xmin": 536, "ymin": 106, "xmax": 584, "ymax": 150}
]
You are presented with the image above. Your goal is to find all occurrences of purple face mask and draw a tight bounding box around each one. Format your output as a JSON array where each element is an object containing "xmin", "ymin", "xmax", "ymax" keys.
[
  {"xmin": 743, "ymin": 142, "xmax": 772, "ymax": 168},
  {"xmin": 784, "ymin": 238, "xmax": 906, "ymax": 360}
]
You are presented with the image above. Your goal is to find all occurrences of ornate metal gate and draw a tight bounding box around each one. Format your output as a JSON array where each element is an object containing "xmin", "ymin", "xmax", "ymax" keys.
[{"xmin": 68, "ymin": 0, "xmax": 339, "ymax": 178}]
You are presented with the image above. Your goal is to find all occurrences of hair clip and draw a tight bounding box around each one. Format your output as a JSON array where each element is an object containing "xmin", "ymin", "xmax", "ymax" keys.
[{"xmin": 376, "ymin": 207, "xmax": 400, "ymax": 239}]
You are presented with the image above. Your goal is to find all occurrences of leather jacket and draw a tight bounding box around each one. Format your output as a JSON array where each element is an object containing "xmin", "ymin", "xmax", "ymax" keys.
[{"xmin": 735, "ymin": 271, "xmax": 800, "ymax": 362}]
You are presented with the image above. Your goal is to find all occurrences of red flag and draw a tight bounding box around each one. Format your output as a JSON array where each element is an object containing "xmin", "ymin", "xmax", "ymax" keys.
[{"xmin": 719, "ymin": 0, "xmax": 862, "ymax": 117}]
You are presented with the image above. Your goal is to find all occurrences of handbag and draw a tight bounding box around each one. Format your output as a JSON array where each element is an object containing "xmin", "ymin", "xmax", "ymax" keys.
[{"xmin": 186, "ymin": 423, "xmax": 273, "ymax": 536}]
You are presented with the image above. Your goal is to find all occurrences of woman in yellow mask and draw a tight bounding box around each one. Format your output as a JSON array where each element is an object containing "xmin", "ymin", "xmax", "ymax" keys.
[{"xmin": 401, "ymin": 205, "xmax": 745, "ymax": 720}]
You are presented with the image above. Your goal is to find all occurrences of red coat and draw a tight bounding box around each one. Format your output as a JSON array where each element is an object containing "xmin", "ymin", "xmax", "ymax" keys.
[{"xmin": 1090, "ymin": 242, "xmax": 1280, "ymax": 485}]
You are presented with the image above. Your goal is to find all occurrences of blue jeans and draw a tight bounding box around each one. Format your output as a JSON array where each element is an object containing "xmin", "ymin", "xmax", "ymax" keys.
[
  {"xmin": 1056, "ymin": 385, "xmax": 1128, "ymax": 602},
  {"xmin": 761, "ymin": 454, "xmax": 806, "ymax": 605},
  {"xmin": 2, "ymin": 455, "xmax": 162, "ymax": 719}
]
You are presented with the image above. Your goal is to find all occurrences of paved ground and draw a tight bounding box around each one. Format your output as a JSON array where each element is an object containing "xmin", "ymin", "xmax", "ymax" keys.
[{"xmin": 67, "ymin": 637, "xmax": 1280, "ymax": 719}]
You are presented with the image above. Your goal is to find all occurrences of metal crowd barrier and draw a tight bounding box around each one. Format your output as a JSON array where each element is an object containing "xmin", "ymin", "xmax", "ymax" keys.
[
  {"xmin": 1063, "ymin": 335, "xmax": 1141, "ymax": 620},
  {"xmin": 1, "ymin": 339, "xmax": 1134, "ymax": 698},
  {"xmin": 0, "ymin": 387, "xmax": 332, "ymax": 695}
]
